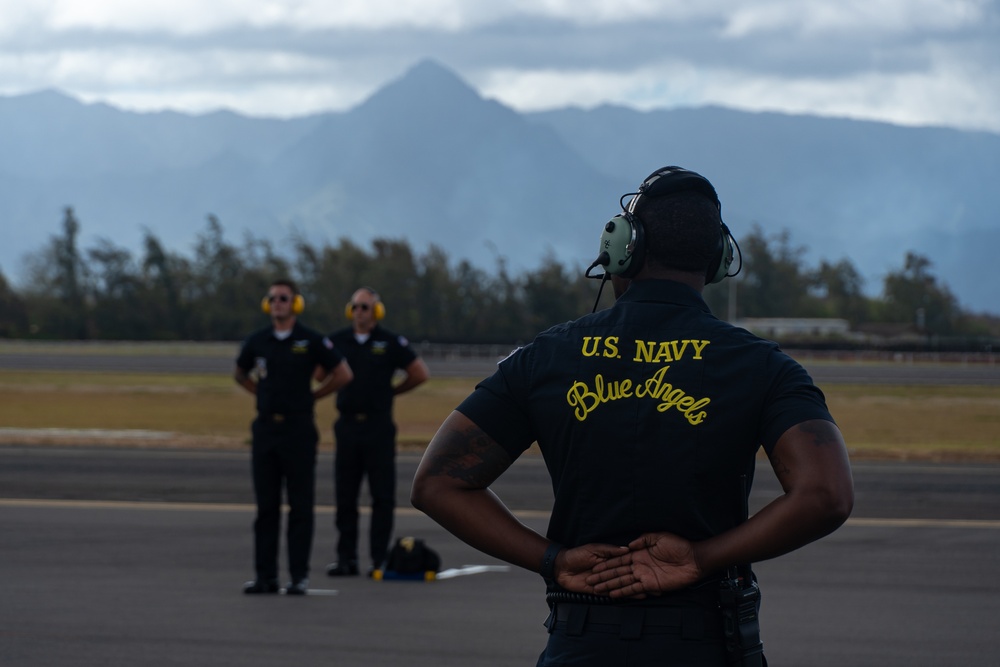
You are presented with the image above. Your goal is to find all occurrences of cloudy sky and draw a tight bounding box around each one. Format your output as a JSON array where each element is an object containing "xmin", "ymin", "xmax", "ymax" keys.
[{"xmin": 1, "ymin": 0, "xmax": 998, "ymax": 133}]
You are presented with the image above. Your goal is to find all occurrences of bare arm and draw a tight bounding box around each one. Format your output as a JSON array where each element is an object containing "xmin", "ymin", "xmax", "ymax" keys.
[
  {"xmin": 696, "ymin": 418, "xmax": 854, "ymax": 570},
  {"xmin": 313, "ymin": 359, "xmax": 353, "ymax": 401},
  {"xmin": 233, "ymin": 365, "xmax": 257, "ymax": 395},
  {"xmin": 393, "ymin": 357, "xmax": 429, "ymax": 395},
  {"xmin": 411, "ymin": 411, "xmax": 625, "ymax": 591},
  {"xmin": 590, "ymin": 419, "xmax": 854, "ymax": 597}
]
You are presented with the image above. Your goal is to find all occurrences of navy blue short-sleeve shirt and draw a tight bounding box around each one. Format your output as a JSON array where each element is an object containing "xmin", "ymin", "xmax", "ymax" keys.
[
  {"xmin": 329, "ymin": 324, "xmax": 418, "ymax": 415},
  {"xmin": 457, "ymin": 279, "xmax": 834, "ymax": 548},
  {"xmin": 235, "ymin": 321, "xmax": 343, "ymax": 417}
]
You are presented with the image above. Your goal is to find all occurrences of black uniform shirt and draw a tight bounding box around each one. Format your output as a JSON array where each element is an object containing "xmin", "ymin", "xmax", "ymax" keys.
[
  {"xmin": 457, "ymin": 279, "xmax": 834, "ymax": 549},
  {"xmin": 329, "ymin": 325, "xmax": 418, "ymax": 415},
  {"xmin": 235, "ymin": 321, "xmax": 343, "ymax": 417}
]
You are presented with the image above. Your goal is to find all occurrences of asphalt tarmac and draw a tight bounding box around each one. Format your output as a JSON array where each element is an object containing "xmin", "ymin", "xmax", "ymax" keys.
[
  {"xmin": 2, "ymin": 446, "xmax": 999, "ymax": 667},
  {"xmin": 1, "ymin": 352, "xmax": 999, "ymax": 665}
]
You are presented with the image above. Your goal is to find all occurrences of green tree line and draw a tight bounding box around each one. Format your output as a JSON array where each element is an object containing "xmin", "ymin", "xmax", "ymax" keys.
[{"xmin": 0, "ymin": 208, "xmax": 996, "ymax": 345}]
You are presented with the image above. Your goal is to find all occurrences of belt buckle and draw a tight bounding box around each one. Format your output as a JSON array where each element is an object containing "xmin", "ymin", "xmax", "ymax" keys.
[
  {"xmin": 272, "ymin": 414, "xmax": 286, "ymax": 423},
  {"xmin": 355, "ymin": 413, "xmax": 367, "ymax": 422}
]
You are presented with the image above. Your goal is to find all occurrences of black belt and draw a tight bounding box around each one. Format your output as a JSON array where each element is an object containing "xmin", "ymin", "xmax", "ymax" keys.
[
  {"xmin": 545, "ymin": 602, "xmax": 721, "ymax": 640},
  {"xmin": 260, "ymin": 412, "xmax": 310, "ymax": 423},
  {"xmin": 339, "ymin": 411, "xmax": 388, "ymax": 422}
]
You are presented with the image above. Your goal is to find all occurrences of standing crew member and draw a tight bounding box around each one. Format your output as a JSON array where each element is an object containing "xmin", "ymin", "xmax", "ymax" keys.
[
  {"xmin": 235, "ymin": 279, "xmax": 352, "ymax": 596},
  {"xmin": 325, "ymin": 287, "xmax": 430, "ymax": 577},
  {"xmin": 411, "ymin": 167, "xmax": 854, "ymax": 665}
]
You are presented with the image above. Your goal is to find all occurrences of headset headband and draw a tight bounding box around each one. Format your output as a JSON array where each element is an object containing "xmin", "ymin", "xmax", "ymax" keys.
[{"xmin": 634, "ymin": 166, "xmax": 722, "ymax": 212}]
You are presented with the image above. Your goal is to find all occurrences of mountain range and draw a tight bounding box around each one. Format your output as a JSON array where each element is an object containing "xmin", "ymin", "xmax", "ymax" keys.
[{"xmin": 1, "ymin": 59, "xmax": 997, "ymax": 315}]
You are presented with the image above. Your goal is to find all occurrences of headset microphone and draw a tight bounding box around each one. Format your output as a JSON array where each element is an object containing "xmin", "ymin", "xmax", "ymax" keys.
[{"xmin": 585, "ymin": 251, "xmax": 611, "ymax": 279}]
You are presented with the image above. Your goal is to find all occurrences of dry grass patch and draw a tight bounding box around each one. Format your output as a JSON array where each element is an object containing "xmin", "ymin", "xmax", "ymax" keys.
[
  {"xmin": 822, "ymin": 384, "xmax": 1000, "ymax": 461},
  {"xmin": 2, "ymin": 370, "xmax": 998, "ymax": 461},
  {"xmin": 0, "ymin": 371, "xmax": 477, "ymax": 451}
]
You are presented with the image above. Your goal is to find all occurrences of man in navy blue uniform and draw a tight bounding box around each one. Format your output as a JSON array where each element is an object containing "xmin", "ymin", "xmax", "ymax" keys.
[
  {"xmin": 235, "ymin": 278, "xmax": 353, "ymax": 596},
  {"xmin": 411, "ymin": 167, "xmax": 854, "ymax": 665},
  {"xmin": 324, "ymin": 286, "xmax": 429, "ymax": 577}
]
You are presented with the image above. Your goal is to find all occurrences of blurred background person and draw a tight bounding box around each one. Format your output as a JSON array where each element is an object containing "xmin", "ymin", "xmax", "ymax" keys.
[
  {"xmin": 323, "ymin": 286, "xmax": 430, "ymax": 577},
  {"xmin": 235, "ymin": 278, "xmax": 353, "ymax": 595}
]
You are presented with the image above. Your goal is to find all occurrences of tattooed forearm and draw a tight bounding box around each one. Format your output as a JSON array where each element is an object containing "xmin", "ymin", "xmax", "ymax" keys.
[{"xmin": 425, "ymin": 423, "xmax": 513, "ymax": 488}]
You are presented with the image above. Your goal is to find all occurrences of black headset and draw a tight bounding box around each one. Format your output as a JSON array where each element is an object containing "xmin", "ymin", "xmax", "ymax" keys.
[{"xmin": 586, "ymin": 166, "xmax": 739, "ymax": 284}]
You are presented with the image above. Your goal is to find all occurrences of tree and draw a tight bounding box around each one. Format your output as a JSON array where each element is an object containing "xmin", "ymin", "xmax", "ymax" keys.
[
  {"xmin": 522, "ymin": 254, "xmax": 596, "ymax": 333},
  {"xmin": 188, "ymin": 215, "xmax": 265, "ymax": 340},
  {"xmin": 882, "ymin": 252, "xmax": 960, "ymax": 335},
  {"xmin": 733, "ymin": 225, "xmax": 817, "ymax": 318},
  {"xmin": 3, "ymin": 212, "xmax": 994, "ymax": 343},
  {"xmin": 295, "ymin": 236, "xmax": 377, "ymax": 332},
  {"xmin": 21, "ymin": 207, "xmax": 91, "ymax": 338},
  {"xmin": 141, "ymin": 231, "xmax": 192, "ymax": 339},
  {"xmin": 0, "ymin": 270, "xmax": 29, "ymax": 337},
  {"xmin": 812, "ymin": 258, "xmax": 870, "ymax": 324},
  {"xmin": 87, "ymin": 238, "xmax": 146, "ymax": 339},
  {"xmin": 412, "ymin": 244, "xmax": 458, "ymax": 340}
]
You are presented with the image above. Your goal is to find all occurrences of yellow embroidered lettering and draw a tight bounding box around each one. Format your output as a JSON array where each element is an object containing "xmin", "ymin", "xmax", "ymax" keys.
[
  {"xmin": 603, "ymin": 336, "xmax": 620, "ymax": 358},
  {"xmin": 653, "ymin": 341, "xmax": 675, "ymax": 363},
  {"xmin": 566, "ymin": 381, "xmax": 600, "ymax": 421},
  {"xmin": 635, "ymin": 366, "xmax": 670, "ymax": 399},
  {"xmin": 569, "ymin": 337, "xmax": 714, "ymax": 424},
  {"xmin": 569, "ymin": 366, "xmax": 710, "ymax": 425},
  {"xmin": 668, "ymin": 340, "xmax": 690, "ymax": 360},
  {"xmin": 633, "ymin": 339, "xmax": 711, "ymax": 363},
  {"xmin": 582, "ymin": 336, "xmax": 621, "ymax": 359},
  {"xmin": 684, "ymin": 399, "xmax": 711, "ymax": 425},
  {"xmin": 633, "ymin": 340, "xmax": 656, "ymax": 363},
  {"xmin": 690, "ymin": 340, "xmax": 710, "ymax": 359},
  {"xmin": 566, "ymin": 375, "xmax": 634, "ymax": 421}
]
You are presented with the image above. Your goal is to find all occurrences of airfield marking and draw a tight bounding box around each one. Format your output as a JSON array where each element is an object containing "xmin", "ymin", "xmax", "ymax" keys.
[{"xmin": 1, "ymin": 498, "xmax": 998, "ymax": 529}]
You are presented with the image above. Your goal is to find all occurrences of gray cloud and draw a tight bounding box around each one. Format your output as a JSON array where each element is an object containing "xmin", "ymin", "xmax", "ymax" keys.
[{"xmin": 1, "ymin": 1, "xmax": 998, "ymax": 132}]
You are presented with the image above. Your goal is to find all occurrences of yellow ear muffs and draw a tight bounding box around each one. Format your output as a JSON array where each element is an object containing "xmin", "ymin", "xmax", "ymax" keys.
[
  {"xmin": 345, "ymin": 300, "xmax": 385, "ymax": 321},
  {"xmin": 262, "ymin": 294, "xmax": 305, "ymax": 315}
]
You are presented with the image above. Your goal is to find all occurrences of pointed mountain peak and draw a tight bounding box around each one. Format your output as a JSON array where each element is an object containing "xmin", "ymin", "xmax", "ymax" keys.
[
  {"xmin": 0, "ymin": 88, "xmax": 82, "ymax": 111},
  {"xmin": 356, "ymin": 59, "xmax": 485, "ymax": 114}
]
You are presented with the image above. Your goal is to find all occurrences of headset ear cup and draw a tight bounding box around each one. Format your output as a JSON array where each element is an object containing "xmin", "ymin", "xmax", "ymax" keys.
[
  {"xmin": 623, "ymin": 215, "xmax": 645, "ymax": 278},
  {"xmin": 345, "ymin": 298, "xmax": 385, "ymax": 320},
  {"xmin": 263, "ymin": 294, "xmax": 305, "ymax": 314},
  {"xmin": 706, "ymin": 227, "xmax": 735, "ymax": 284},
  {"xmin": 598, "ymin": 214, "xmax": 641, "ymax": 276}
]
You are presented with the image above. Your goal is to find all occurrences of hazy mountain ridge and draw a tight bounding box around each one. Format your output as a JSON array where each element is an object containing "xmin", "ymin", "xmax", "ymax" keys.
[
  {"xmin": 527, "ymin": 104, "xmax": 1000, "ymax": 313},
  {"xmin": 0, "ymin": 60, "xmax": 996, "ymax": 314}
]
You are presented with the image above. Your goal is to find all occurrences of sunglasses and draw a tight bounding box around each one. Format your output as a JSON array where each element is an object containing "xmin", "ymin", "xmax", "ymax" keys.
[
  {"xmin": 351, "ymin": 303, "xmax": 371, "ymax": 311},
  {"xmin": 267, "ymin": 294, "xmax": 292, "ymax": 303}
]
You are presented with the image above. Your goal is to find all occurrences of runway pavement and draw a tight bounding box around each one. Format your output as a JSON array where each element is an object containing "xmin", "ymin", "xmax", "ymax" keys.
[
  {"xmin": 2, "ymin": 446, "xmax": 999, "ymax": 666},
  {"xmin": 2, "ymin": 349, "xmax": 999, "ymax": 664}
]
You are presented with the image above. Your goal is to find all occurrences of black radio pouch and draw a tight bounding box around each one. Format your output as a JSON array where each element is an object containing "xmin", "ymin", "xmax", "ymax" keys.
[
  {"xmin": 719, "ymin": 568, "xmax": 765, "ymax": 666},
  {"xmin": 720, "ymin": 474, "xmax": 766, "ymax": 666}
]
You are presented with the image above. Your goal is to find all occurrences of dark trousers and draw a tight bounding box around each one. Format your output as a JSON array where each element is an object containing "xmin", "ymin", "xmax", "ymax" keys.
[
  {"xmin": 333, "ymin": 414, "xmax": 397, "ymax": 567},
  {"xmin": 537, "ymin": 602, "xmax": 738, "ymax": 667},
  {"xmin": 251, "ymin": 415, "xmax": 318, "ymax": 582}
]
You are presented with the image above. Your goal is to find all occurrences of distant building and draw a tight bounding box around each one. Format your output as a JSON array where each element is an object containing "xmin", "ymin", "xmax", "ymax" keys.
[{"xmin": 733, "ymin": 318, "xmax": 853, "ymax": 339}]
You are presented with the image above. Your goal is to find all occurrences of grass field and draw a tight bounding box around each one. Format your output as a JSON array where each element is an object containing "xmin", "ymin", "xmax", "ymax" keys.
[{"xmin": 0, "ymin": 368, "xmax": 997, "ymax": 461}]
